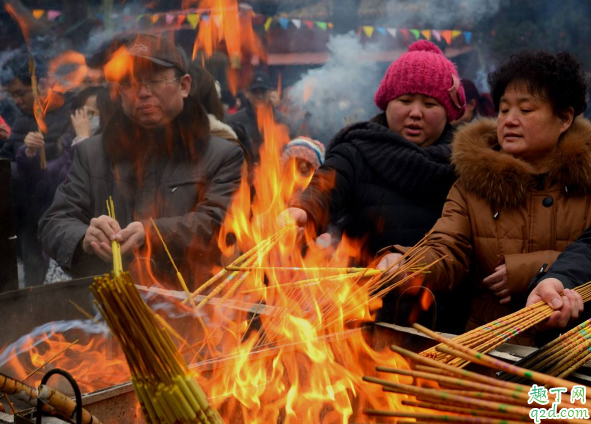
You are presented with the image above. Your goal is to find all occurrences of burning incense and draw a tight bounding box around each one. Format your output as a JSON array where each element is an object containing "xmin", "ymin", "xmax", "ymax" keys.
[
  {"xmin": 106, "ymin": 196, "xmax": 122, "ymax": 275},
  {"xmin": 91, "ymin": 272, "xmax": 224, "ymax": 424},
  {"xmin": 28, "ymin": 56, "xmax": 47, "ymax": 170},
  {"xmin": 0, "ymin": 372, "xmax": 102, "ymax": 424},
  {"xmin": 420, "ymin": 280, "xmax": 591, "ymax": 368}
]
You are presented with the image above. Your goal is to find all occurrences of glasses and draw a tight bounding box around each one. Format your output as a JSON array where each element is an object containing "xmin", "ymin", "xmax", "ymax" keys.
[{"xmin": 118, "ymin": 77, "xmax": 180, "ymax": 93}]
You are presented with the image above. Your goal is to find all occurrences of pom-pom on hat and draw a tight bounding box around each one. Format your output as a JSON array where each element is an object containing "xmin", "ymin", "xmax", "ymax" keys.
[
  {"xmin": 374, "ymin": 40, "xmax": 466, "ymax": 121},
  {"xmin": 281, "ymin": 137, "xmax": 325, "ymax": 170}
]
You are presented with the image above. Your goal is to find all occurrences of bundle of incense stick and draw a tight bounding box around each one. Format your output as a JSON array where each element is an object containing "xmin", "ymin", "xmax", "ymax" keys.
[
  {"xmin": 362, "ymin": 323, "xmax": 591, "ymax": 424},
  {"xmin": 91, "ymin": 272, "xmax": 224, "ymax": 424},
  {"xmin": 92, "ymin": 199, "xmax": 223, "ymax": 424},
  {"xmin": 421, "ymin": 280, "xmax": 591, "ymax": 368},
  {"xmin": 497, "ymin": 318, "xmax": 591, "ymax": 382}
]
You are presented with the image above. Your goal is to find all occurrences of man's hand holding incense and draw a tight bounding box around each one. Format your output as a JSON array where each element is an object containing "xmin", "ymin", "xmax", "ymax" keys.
[
  {"xmin": 483, "ymin": 264, "xmax": 510, "ymax": 305},
  {"xmin": 117, "ymin": 221, "xmax": 146, "ymax": 256},
  {"xmin": 527, "ymin": 278, "xmax": 584, "ymax": 330},
  {"xmin": 24, "ymin": 131, "xmax": 44, "ymax": 158},
  {"xmin": 83, "ymin": 215, "xmax": 121, "ymax": 262}
]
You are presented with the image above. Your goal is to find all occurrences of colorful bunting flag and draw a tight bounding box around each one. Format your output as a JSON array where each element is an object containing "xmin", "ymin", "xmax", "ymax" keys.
[
  {"xmin": 363, "ymin": 26, "xmax": 374, "ymax": 38},
  {"xmin": 178, "ymin": 14, "xmax": 186, "ymax": 25},
  {"xmin": 292, "ymin": 19, "xmax": 301, "ymax": 29},
  {"xmin": 151, "ymin": 14, "xmax": 160, "ymax": 24},
  {"xmin": 328, "ymin": 22, "xmax": 334, "ymax": 29},
  {"xmin": 278, "ymin": 17, "xmax": 289, "ymax": 29},
  {"xmin": 409, "ymin": 29, "xmax": 420, "ymax": 40},
  {"xmin": 201, "ymin": 14, "xmax": 210, "ymax": 23},
  {"xmin": 376, "ymin": 27, "xmax": 387, "ymax": 36},
  {"xmin": 452, "ymin": 30, "xmax": 463, "ymax": 39},
  {"xmin": 47, "ymin": 10, "xmax": 61, "ymax": 21},
  {"xmin": 212, "ymin": 14, "xmax": 222, "ymax": 27},
  {"xmin": 32, "ymin": 9, "xmax": 45, "ymax": 19},
  {"xmin": 387, "ymin": 28, "xmax": 397, "ymax": 38},
  {"xmin": 187, "ymin": 13, "xmax": 200, "ymax": 29},
  {"xmin": 421, "ymin": 29, "xmax": 432, "ymax": 40},
  {"xmin": 264, "ymin": 16, "xmax": 273, "ymax": 31},
  {"xmin": 135, "ymin": 14, "xmax": 144, "ymax": 22},
  {"xmin": 303, "ymin": 20, "xmax": 314, "ymax": 29},
  {"xmin": 441, "ymin": 30, "xmax": 453, "ymax": 44},
  {"xmin": 166, "ymin": 14, "xmax": 174, "ymax": 25},
  {"xmin": 399, "ymin": 29, "xmax": 409, "ymax": 39},
  {"xmin": 432, "ymin": 30, "xmax": 442, "ymax": 42},
  {"xmin": 316, "ymin": 21, "xmax": 327, "ymax": 30},
  {"xmin": 464, "ymin": 31, "xmax": 472, "ymax": 44}
]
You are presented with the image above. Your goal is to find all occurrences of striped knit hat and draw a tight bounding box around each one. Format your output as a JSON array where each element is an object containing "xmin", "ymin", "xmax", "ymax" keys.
[
  {"xmin": 281, "ymin": 137, "xmax": 325, "ymax": 170},
  {"xmin": 374, "ymin": 40, "xmax": 466, "ymax": 121}
]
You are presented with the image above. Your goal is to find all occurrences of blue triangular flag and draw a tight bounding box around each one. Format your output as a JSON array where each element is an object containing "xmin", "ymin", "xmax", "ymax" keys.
[
  {"xmin": 376, "ymin": 27, "xmax": 387, "ymax": 36},
  {"xmin": 278, "ymin": 17, "xmax": 289, "ymax": 29},
  {"xmin": 464, "ymin": 31, "xmax": 472, "ymax": 44},
  {"xmin": 201, "ymin": 14, "xmax": 210, "ymax": 23}
]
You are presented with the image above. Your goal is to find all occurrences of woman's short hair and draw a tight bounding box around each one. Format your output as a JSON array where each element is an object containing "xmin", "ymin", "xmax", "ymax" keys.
[{"xmin": 488, "ymin": 50, "xmax": 587, "ymax": 116}]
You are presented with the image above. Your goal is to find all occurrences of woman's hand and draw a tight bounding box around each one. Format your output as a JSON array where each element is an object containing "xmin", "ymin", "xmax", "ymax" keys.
[
  {"xmin": 527, "ymin": 278, "xmax": 584, "ymax": 330},
  {"xmin": 377, "ymin": 252, "xmax": 404, "ymax": 272},
  {"xmin": 71, "ymin": 107, "xmax": 91, "ymax": 138},
  {"xmin": 24, "ymin": 132, "xmax": 44, "ymax": 158},
  {"xmin": 483, "ymin": 264, "xmax": 511, "ymax": 304}
]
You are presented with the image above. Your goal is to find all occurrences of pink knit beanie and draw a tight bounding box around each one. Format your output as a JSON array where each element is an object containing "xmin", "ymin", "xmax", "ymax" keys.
[{"xmin": 374, "ymin": 40, "xmax": 466, "ymax": 121}]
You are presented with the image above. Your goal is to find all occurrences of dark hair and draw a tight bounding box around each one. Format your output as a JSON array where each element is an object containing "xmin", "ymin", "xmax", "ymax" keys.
[
  {"xmin": 0, "ymin": 52, "xmax": 37, "ymax": 86},
  {"xmin": 488, "ymin": 50, "xmax": 587, "ymax": 116},
  {"xmin": 188, "ymin": 62, "xmax": 225, "ymax": 121},
  {"xmin": 461, "ymin": 79, "xmax": 495, "ymax": 118},
  {"xmin": 70, "ymin": 86, "xmax": 104, "ymax": 112}
]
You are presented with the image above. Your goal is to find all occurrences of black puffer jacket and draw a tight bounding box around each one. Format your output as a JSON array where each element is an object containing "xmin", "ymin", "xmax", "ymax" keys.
[
  {"xmin": 292, "ymin": 119, "xmax": 456, "ymax": 256},
  {"xmin": 290, "ymin": 118, "xmax": 459, "ymax": 326}
]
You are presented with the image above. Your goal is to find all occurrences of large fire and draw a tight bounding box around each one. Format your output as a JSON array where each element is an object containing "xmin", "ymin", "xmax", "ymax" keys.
[{"xmin": 0, "ymin": 1, "xmax": 417, "ymax": 422}]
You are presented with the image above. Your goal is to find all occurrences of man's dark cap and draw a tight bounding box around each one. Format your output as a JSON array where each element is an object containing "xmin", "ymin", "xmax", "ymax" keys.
[
  {"xmin": 127, "ymin": 34, "xmax": 188, "ymax": 74},
  {"xmin": 248, "ymin": 71, "xmax": 272, "ymax": 91}
]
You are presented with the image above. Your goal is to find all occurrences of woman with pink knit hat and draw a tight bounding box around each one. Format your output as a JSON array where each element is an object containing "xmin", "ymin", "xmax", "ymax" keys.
[{"xmin": 280, "ymin": 40, "xmax": 466, "ymax": 330}]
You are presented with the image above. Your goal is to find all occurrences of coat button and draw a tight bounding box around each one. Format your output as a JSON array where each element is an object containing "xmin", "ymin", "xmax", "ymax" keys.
[{"xmin": 542, "ymin": 197, "xmax": 553, "ymax": 207}]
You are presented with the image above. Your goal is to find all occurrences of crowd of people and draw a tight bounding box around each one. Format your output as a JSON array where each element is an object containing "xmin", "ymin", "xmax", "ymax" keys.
[{"xmin": 0, "ymin": 32, "xmax": 588, "ymax": 344}]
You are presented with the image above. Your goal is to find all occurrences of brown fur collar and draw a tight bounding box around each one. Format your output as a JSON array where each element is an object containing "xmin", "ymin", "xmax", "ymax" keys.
[{"xmin": 452, "ymin": 117, "xmax": 591, "ymax": 210}]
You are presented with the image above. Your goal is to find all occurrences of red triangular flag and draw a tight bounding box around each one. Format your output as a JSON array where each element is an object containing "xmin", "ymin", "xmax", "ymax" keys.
[
  {"xmin": 441, "ymin": 30, "xmax": 453, "ymax": 44},
  {"xmin": 303, "ymin": 20, "xmax": 314, "ymax": 29},
  {"xmin": 399, "ymin": 29, "xmax": 409, "ymax": 39}
]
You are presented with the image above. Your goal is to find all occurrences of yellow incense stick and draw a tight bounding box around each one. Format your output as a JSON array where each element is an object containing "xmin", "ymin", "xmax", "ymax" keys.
[{"xmin": 106, "ymin": 197, "xmax": 123, "ymax": 275}]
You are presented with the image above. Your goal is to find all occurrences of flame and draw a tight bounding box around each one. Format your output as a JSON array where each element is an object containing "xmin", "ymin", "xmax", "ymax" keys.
[
  {"xmin": 0, "ymin": 13, "xmax": 418, "ymax": 423},
  {"xmin": 187, "ymin": 0, "xmax": 265, "ymax": 93}
]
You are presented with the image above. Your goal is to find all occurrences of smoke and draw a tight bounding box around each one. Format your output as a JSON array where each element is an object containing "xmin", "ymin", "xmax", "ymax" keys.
[
  {"xmin": 376, "ymin": 0, "xmax": 503, "ymax": 29},
  {"xmin": 287, "ymin": 33, "xmax": 382, "ymax": 145}
]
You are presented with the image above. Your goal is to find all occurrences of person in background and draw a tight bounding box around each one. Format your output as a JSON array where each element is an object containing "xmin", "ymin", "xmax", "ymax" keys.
[
  {"xmin": 452, "ymin": 78, "xmax": 495, "ymax": 126},
  {"xmin": 279, "ymin": 41, "xmax": 466, "ymax": 330},
  {"xmin": 227, "ymin": 71, "xmax": 293, "ymax": 163},
  {"xmin": 39, "ymin": 34, "xmax": 244, "ymax": 285},
  {"xmin": 0, "ymin": 52, "xmax": 72, "ymax": 286},
  {"xmin": 280, "ymin": 136, "xmax": 325, "ymax": 198},
  {"xmin": 378, "ymin": 50, "xmax": 591, "ymax": 340}
]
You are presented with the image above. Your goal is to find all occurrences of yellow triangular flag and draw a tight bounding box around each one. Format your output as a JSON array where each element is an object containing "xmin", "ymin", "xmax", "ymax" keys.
[
  {"xmin": 452, "ymin": 30, "xmax": 463, "ymax": 39},
  {"xmin": 151, "ymin": 14, "xmax": 160, "ymax": 24},
  {"xmin": 264, "ymin": 17, "xmax": 273, "ymax": 31},
  {"xmin": 33, "ymin": 9, "xmax": 45, "ymax": 19},
  {"xmin": 363, "ymin": 26, "xmax": 374, "ymax": 38},
  {"xmin": 421, "ymin": 29, "xmax": 432, "ymax": 40},
  {"xmin": 186, "ymin": 13, "xmax": 200, "ymax": 29}
]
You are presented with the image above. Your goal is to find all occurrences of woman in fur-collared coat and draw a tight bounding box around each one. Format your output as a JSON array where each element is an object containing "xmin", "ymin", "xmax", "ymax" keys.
[{"xmin": 380, "ymin": 50, "xmax": 591, "ymax": 339}]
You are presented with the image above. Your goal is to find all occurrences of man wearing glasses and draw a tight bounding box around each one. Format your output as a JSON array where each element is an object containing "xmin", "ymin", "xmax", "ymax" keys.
[{"xmin": 40, "ymin": 34, "xmax": 245, "ymax": 286}]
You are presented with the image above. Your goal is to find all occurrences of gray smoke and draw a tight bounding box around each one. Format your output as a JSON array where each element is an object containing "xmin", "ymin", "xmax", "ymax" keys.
[{"xmin": 287, "ymin": 33, "xmax": 382, "ymax": 145}]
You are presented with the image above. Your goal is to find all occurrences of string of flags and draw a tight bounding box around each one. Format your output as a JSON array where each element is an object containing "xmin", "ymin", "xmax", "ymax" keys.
[
  {"xmin": 29, "ymin": 8, "xmax": 472, "ymax": 45},
  {"xmin": 359, "ymin": 27, "xmax": 472, "ymax": 45}
]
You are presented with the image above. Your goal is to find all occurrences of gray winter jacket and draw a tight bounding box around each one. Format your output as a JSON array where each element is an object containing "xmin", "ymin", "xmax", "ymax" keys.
[{"xmin": 39, "ymin": 103, "xmax": 244, "ymax": 281}]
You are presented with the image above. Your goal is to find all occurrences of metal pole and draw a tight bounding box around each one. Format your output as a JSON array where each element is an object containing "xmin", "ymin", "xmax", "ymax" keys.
[{"xmin": 0, "ymin": 159, "xmax": 19, "ymax": 293}]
